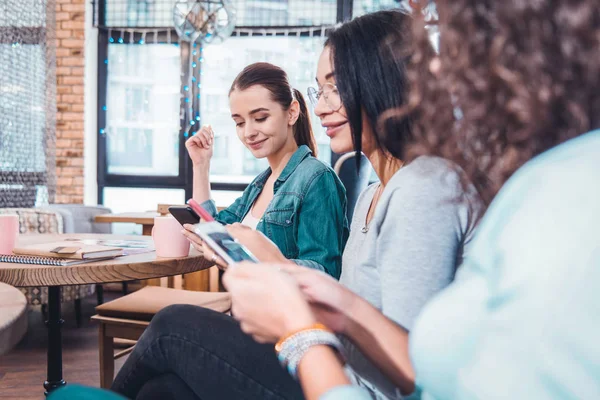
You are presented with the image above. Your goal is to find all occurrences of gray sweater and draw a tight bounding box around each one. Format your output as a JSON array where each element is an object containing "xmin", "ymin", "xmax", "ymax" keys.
[{"xmin": 340, "ymin": 156, "xmax": 482, "ymax": 399}]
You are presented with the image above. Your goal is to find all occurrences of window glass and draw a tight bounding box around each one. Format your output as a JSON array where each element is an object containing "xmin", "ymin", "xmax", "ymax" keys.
[
  {"xmin": 102, "ymin": 187, "xmax": 186, "ymax": 234},
  {"xmin": 105, "ymin": 44, "xmax": 181, "ymax": 176}
]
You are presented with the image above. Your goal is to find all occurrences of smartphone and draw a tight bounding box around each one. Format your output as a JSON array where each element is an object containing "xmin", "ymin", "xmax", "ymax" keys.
[
  {"xmin": 169, "ymin": 206, "xmax": 200, "ymax": 226},
  {"xmin": 193, "ymin": 221, "xmax": 259, "ymax": 265},
  {"xmin": 187, "ymin": 198, "xmax": 215, "ymax": 222}
]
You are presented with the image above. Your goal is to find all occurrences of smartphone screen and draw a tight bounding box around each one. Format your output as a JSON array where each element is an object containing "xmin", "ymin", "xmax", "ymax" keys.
[
  {"xmin": 193, "ymin": 222, "xmax": 258, "ymax": 264},
  {"xmin": 205, "ymin": 231, "xmax": 257, "ymax": 263}
]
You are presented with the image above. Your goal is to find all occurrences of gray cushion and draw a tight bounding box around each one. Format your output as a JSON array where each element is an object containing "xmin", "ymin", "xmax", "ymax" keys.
[{"xmin": 47, "ymin": 204, "xmax": 112, "ymax": 234}]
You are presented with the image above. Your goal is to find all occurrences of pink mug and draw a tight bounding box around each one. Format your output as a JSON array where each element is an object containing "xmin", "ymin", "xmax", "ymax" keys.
[
  {"xmin": 0, "ymin": 214, "xmax": 19, "ymax": 255},
  {"xmin": 152, "ymin": 215, "xmax": 190, "ymax": 258}
]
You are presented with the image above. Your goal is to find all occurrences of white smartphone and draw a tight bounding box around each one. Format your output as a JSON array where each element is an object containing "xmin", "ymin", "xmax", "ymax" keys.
[{"xmin": 193, "ymin": 222, "xmax": 259, "ymax": 265}]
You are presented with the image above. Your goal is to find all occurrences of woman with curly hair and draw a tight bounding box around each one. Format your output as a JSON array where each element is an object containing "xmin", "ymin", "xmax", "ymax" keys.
[{"xmin": 223, "ymin": 1, "xmax": 600, "ymax": 399}]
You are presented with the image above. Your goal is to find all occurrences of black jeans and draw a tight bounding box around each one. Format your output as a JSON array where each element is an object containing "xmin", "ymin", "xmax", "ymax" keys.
[{"xmin": 111, "ymin": 304, "xmax": 304, "ymax": 400}]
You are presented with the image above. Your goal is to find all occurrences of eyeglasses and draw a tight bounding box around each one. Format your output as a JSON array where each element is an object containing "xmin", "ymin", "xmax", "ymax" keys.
[{"xmin": 307, "ymin": 83, "xmax": 342, "ymax": 111}]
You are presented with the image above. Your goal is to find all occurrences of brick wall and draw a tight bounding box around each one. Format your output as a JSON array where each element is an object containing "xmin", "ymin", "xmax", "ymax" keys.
[{"xmin": 54, "ymin": 0, "xmax": 86, "ymax": 204}]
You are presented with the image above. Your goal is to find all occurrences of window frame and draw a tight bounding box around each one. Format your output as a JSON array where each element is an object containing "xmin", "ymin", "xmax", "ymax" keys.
[{"xmin": 96, "ymin": 0, "xmax": 355, "ymax": 204}]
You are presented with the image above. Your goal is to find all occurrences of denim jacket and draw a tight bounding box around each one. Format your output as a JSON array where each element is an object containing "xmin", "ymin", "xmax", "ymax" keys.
[{"xmin": 201, "ymin": 145, "xmax": 349, "ymax": 278}]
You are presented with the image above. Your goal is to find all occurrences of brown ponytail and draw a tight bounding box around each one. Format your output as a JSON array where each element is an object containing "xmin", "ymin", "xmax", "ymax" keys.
[
  {"xmin": 230, "ymin": 62, "xmax": 318, "ymax": 156},
  {"xmin": 292, "ymin": 88, "xmax": 318, "ymax": 157}
]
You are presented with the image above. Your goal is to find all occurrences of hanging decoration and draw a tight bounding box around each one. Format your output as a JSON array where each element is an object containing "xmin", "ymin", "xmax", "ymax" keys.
[
  {"xmin": 172, "ymin": 0, "xmax": 236, "ymax": 138},
  {"xmin": 173, "ymin": 0, "xmax": 236, "ymax": 45}
]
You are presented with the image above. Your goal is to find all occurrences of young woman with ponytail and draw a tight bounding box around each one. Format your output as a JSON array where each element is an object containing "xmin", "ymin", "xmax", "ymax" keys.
[{"xmin": 184, "ymin": 62, "xmax": 348, "ymax": 278}]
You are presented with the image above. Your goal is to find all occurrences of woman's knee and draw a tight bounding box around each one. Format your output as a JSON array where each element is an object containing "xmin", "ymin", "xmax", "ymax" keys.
[{"xmin": 146, "ymin": 304, "xmax": 231, "ymax": 337}]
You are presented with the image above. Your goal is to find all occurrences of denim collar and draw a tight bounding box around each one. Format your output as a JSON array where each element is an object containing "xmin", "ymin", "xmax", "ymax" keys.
[{"xmin": 252, "ymin": 145, "xmax": 312, "ymax": 188}]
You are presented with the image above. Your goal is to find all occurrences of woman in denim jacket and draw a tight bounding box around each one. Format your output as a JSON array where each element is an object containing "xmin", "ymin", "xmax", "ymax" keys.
[{"xmin": 184, "ymin": 62, "xmax": 348, "ymax": 278}]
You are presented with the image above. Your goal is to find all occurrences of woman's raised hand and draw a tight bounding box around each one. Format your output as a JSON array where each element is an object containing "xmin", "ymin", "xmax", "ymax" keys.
[{"xmin": 185, "ymin": 124, "xmax": 214, "ymax": 166}]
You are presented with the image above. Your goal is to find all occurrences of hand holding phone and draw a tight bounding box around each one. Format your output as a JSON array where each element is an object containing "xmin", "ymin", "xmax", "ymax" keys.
[
  {"xmin": 193, "ymin": 222, "xmax": 258, "ymax": 266},
  {"xmin": 169, "ymin": 206, "xmax": 200, "ymax": 226}
]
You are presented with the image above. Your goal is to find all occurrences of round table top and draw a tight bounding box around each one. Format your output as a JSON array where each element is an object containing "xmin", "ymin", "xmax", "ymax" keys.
[{"xmin": 0, "ymin": 234, "xmax": 212, "ymax": 288}]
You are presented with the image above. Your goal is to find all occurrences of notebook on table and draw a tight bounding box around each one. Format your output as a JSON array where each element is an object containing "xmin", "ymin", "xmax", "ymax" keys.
[
  {"xmin": 0, "ymin": 254, "xmax": 114, "ymax": 266},
  {"xmin": 11, "ymin": 241, "xmax": 125, "ymax": 260}
]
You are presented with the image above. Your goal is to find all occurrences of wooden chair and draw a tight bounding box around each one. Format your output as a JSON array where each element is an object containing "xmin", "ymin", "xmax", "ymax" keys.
[{"xmin": 92, "ymin": 286, "xmax": 231, "ymax": 388}]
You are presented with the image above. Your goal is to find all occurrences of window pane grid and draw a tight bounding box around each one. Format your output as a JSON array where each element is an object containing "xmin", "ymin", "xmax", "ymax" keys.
[
  {"xmin": 352, "ymin": 0, "xmax": 408, "ymax": 17},
  {"xmin": 99, "ymin": 0, "xmax": 337, "ymax": 28}
]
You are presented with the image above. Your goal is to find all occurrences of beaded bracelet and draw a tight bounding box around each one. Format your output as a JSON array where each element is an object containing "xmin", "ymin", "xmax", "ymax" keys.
[
  {"xmin": 275, "ymin": 323, "xmax": 329, "ymax": 353},
  {"xmin": 275, "ymin": 325, "xmax": 345, "ymax": 379}
]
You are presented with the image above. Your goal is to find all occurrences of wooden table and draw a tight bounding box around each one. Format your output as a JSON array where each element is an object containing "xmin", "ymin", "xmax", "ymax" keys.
[
  {"xmin": 0, "ymin": 233, "xmax": 213, "ymax": 396},
  {"xmin": 94, "ymin": 212, "xmax": 159, "ymax": 236},
  {"xmin": 94, "ymin": 212, "xmax": 182, "ymax": 288},
  {"xmin": 95, "ymin": 211, "xmax": 221, "ymax": 291}
]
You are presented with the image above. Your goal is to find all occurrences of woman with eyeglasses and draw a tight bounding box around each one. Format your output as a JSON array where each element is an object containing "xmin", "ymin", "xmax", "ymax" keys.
[
  {"xmin": 222, "ymin": 1, "xmax": 600, "ymax": 400},
  {"xmin": 110, "ymin": 10, "xmax": 481, "ymax": 400},
  {"xmin": 183, "ymin": 62, "xmax": 349, "ymax": 279}
]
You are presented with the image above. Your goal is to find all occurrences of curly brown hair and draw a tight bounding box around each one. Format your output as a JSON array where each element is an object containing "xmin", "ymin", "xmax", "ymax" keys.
[{"xmin": 404, "ymin": 1, "xmax": 600, "ymax": 205}]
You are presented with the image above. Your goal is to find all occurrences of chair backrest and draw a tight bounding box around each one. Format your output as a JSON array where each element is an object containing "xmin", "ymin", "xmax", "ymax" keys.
[
  {"xmin": 333, "ymin": 152, "xmax": 371, "ymax": 223},
  {"xmin": 47, "ymin": 204, "xmax": 113, "ymax": 234}
]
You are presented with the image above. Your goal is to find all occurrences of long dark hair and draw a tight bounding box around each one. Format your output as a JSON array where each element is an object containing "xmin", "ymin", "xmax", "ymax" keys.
[
  {"xmin": 407, "ymin": 1, "xmax": 600, "ymax": 205},
  {"xmin": 325, "ymin": 10, "xmax": 417, "ymax": 161},
  {"xmin": 230, "ymin": 62, "xmax": 318, "ymax": 156}
]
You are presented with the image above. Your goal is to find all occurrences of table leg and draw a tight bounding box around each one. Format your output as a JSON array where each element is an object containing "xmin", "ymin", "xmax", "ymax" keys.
[{"xmin": 43, "ymin": 286, "xmax": 66, "ymax": 396}]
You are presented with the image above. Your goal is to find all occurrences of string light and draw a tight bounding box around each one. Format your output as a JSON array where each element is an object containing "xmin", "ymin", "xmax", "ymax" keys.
[{"xmin": 96, "ymin": 25, "xmax": 334, "ymax": 139}]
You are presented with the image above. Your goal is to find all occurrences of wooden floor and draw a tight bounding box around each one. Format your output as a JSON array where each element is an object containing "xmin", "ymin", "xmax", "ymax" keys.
[{"xmin": 0, "ymin": 291, "xmax": 128, "ymax": 400}]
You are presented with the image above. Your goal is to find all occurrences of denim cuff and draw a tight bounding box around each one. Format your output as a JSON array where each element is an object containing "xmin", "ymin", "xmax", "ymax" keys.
[
  {"xmin": 200, "ymin": 199, "xmax": 218, "ymax": 218},
  {"xmin": 292, "ymin": 258, "xmax": 325, "ymax": 273}
]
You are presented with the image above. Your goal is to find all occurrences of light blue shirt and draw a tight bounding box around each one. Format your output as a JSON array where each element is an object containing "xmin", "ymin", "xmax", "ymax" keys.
[
  {"xmin": 410, "ymin": 130, "xmax": 600, "ymax": 399},
  {"xmin": 321, "ymin": 130, "xmax": 600, "ymax": 400}
]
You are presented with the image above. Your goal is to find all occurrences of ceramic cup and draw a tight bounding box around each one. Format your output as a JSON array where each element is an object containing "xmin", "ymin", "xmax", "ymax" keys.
[
  {"xmin": 152, "ymin": 215, "xmax": 190, "ymax": 258},
  {"xmin": 0, "ymin": 214, "xmax": 19, "ymax": 255}
]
